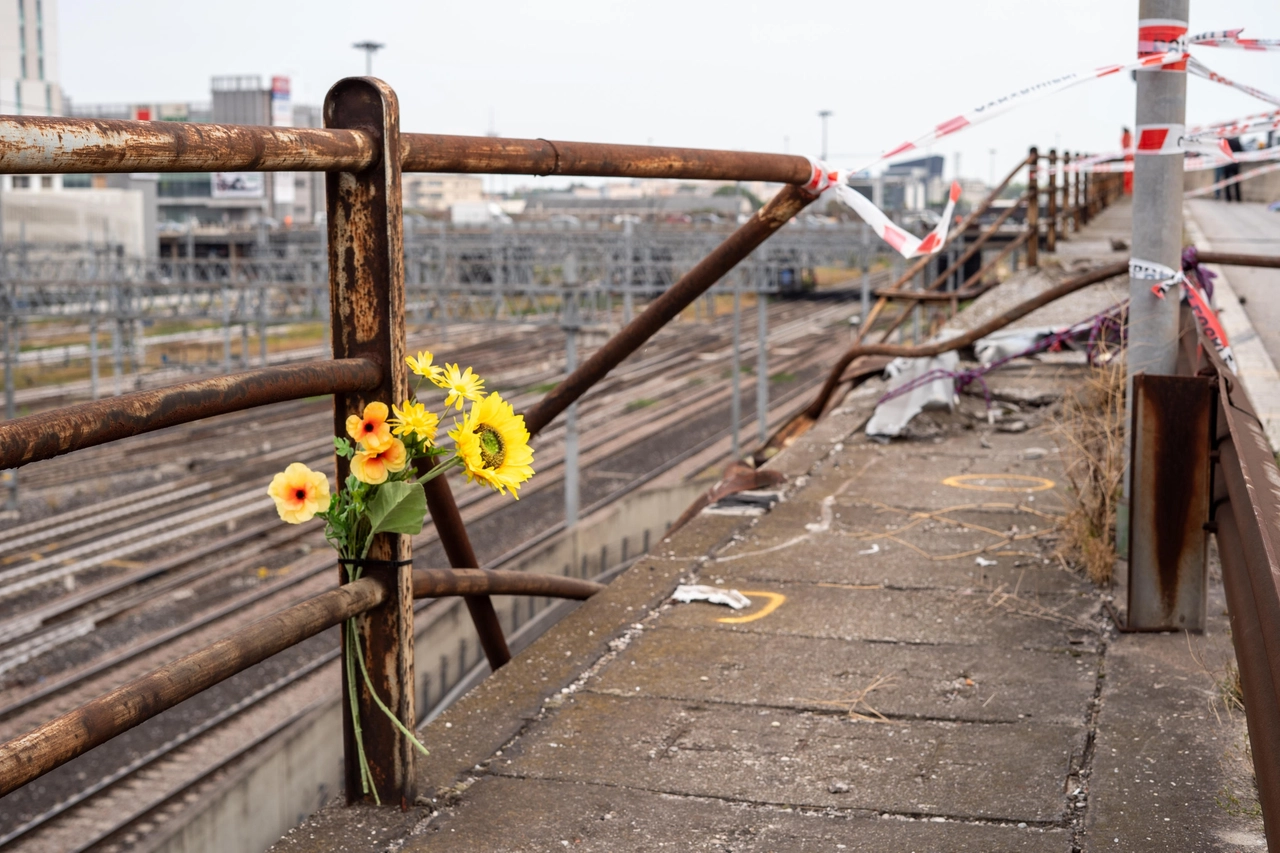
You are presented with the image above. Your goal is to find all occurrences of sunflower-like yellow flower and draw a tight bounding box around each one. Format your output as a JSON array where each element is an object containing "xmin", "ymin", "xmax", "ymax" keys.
[
  {"xmin": 389, "ymin": 399, "xmax": 439, "ymax": 444},
  {"xmin": 267, "ymin": 462, "xmax": 331, "ymax": 524},
  {"xmin": 345, "ymin": 401, "xmax": 394, "ymax": 453},
  {"xmin": 350, "ymin": 438, "xmax": 408, "ymax": 485},
  {"xmin": 406, "ymin": 350, "xmax": 443, "ymax": 383},
  {"xmin": 449, "ymin": 392, "xmax": 534, "ymax": 498},
  {"xmin": 433, "ymin": 363, "xmax": 485, "ymax": 410}
]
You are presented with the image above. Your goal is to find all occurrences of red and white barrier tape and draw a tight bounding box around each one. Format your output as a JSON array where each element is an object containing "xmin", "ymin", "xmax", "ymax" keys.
[
  {"xmin": 1130, "ymin": 257, "xmax": 1235, "ymax": 372},
  {"xmin": 859, "ymin": 49, "xmax": 1186, "ymax": 173},
  {"xmin": 1187, "ymin": 56, "xmax": 1280, "ymax": 108},
  {"xmin": 1187, "ymin": 108, "xmax": 1280, "ymax": 139},
  {"xmin": 1184, "ymin": 159, "xmax": 1280, "ymax": 198},
  {"xmin": 1190, "ymin": 28, "xmax": 1280, "ymax": 51},
  {"xmin": 805, "ymin": 156, "xmax": 962, "ymax": 259}
]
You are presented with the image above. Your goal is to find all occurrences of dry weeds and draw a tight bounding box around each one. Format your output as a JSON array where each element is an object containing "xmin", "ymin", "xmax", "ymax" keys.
[{"xmin": 1054, "ymin": 356, "xmax": 1126, "ymax": 585}]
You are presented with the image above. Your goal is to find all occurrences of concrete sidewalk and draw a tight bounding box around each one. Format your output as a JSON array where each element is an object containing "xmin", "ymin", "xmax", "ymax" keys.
[{"xmin": 272, "ymin": 205, "xmax": 1264, "ymax": 852}]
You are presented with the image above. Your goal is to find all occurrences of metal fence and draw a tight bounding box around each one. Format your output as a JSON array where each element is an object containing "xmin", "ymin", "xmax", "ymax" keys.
[{"xmin": 2, "ymin": 74, "xmax": 1273, "ymax": 849}]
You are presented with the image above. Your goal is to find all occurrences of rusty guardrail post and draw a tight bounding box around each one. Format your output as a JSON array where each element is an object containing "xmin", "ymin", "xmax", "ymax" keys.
[
  {"xmin": 1126, "ymin": 372, "xmax": 1211, "ymax": 629},
  {"xmin": 1046, "ymin": 149, "xmax": 1058, "ymax": 252},
  {"xmin": 1026, "ymin": 146, "xmax": 1039, "ymax": 267},
  {"xmin": 325, "ymin": 76, "xmax": 417, "ymax": 805}
]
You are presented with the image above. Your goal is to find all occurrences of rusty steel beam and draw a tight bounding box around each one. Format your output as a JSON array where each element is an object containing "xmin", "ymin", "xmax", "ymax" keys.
[
  {"xmin": 918, "ymin": 196, "xmax": 1028, "ymax": 297},
  {"xmin": 412, "ymin": 568, "xmax": 602, "ymax": 600},
  {"xmin": 1194, "ymin": 251, "xmax": 1280, "ymax": 269},
  {"xmin": 1046, "ymin": 149, "xmax": 1058, "ymax": 253},
  {"xmin": 0, "ymin": 576, "xmax": 384, "ymax": 797},
  {"xmin": 401, "ymin": 134, "xmax": 813, "ymax": 183},
  {"xmin": 1026, "ymin": 146, "xmax": 1039, "ymax": 267},
  {"xmin": 419, "ymin": 467, "xmax": 513, "ymax": 669},
  {"xmin": 325, "ymin": 77, "xmax": 418, "ymax": 805},
  {"xmin": 524, "ymin": 183, "xmax": 818, "ymax": 436},
  {"xmin": 802, "ymin": 259, "xmax": 1129, "ymax": 421},
  {"xmin": 0, "ymin": 115, "xmax": 376, "ymax": 174},
  {"xmin": 0, "ymin": 358, "xmax": 381, "ymax": 470}
]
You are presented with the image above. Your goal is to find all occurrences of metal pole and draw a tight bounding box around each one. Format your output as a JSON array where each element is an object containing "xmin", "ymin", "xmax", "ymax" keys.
[
  {"xmin": 756, "ymin": 269, "xmax": 768, "ymax": 445},
  {"xmin": 1026, "ymin": 147, "xmax": 1039, "ymax": 267},
  {"xmin": 111, "ymin": 285, "xmax": 122, "ymax": 397},
  {"xmin": 1122, "ymin": 1, "xmax": 1190, "ymax": 597},
  {"xmin": 731, "ymin": 272, "xmax": 742, "ymax": 459},
  {"xmin": 1046, "ymin": 149, "xmax": 1058, "ymax": 253},
  {"xmin": 258, "ymin": 286, "xmax": 268, "ymax": 366},
  {"xmin": 622, "ymin": 219, "xmax": 634, "ymax": 325},
  {"xmin": 222, "ymin": 286, "xmax": 232, "ymax": 374},
  {"xmin": 4, "ymin": 305, "xmax": 17, "ymax": 511},
  {"xmin": 89, "ymin": 312, "xmax": 99, "ymax": 401},
  {"xmin": 563, "ymin": 292, "xmax": 579, "ymax": 528}
]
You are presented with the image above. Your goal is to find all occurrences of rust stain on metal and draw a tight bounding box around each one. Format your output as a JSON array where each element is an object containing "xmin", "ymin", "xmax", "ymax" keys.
[
  {"xmin": 0, "ymin": 115, "xmax": 375, "ymax": 173},
  {"xmin": 0, "ymin": 359, "xmax": 380, "ymax": 470}
]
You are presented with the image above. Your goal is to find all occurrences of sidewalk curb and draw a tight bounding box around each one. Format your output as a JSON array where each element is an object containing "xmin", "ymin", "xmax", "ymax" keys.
[{"xmin": 1184, "ymin": 207, "xmax": 1280, "ymax": 453}]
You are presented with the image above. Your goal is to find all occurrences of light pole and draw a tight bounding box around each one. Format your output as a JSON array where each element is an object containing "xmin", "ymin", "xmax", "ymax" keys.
[
  {"xmin": 353, "ymin": 41, "xmax": 385, "ymax": 76},
  {"xmin": 818, "ymin": 110, "xmax": 833, "ymax": 161}
]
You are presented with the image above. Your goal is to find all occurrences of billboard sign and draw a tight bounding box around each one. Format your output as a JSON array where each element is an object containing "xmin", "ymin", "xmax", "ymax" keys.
[{"xmin": 212, "ymin": 172, "xmax": 265, "ymax": 199}]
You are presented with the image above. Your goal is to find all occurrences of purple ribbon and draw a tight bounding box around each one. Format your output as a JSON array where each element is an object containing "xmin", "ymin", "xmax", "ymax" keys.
[{"xmin": 1182, "ymin": 245, "xmax": 1217, "ymax": 300}]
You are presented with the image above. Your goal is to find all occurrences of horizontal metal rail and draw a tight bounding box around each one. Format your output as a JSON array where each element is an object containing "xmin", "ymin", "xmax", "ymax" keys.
[
  {"xmin": 0, "ymin": 568, "xmax": 603, "ymax": 796},
  {"xmin": 872, "ymin": 280, "xmax": 998, "ymax": 302},
  {"xmin": 0, "ymin": 115, "xmax": 377, "ymax": 174},
  {"xmin": 0, "ymin": 116, "xmax": 815, "ymax": 184},
  {"xmin": 0, "ymin": 575, "xmax": 384, "ymax": 797},
  {"xmin": 802, "ymin": 259, "xmax": 1129, "ymax": 421},
  {"xmin": 412, "ymin": 568, "xmax": 602, "ymax": 600},
  {"xmin": 0, "ymin": 359, "xmax": 383, "ymax": 469},
  {"xmin": 400, "ymin": 134, "xmax": 814, "ymax": 183},
  {"xmin": 1195, "ymin": 251, "xmax": 1280, "ymax": 269},
  {"xmin": 1203, "ymin": 343, "xmax": 1280, "ymax": 844}
]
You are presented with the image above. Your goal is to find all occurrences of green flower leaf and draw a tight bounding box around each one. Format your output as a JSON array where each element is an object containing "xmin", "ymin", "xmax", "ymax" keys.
[
  {"xmin": 334, "ymin": 436, "xmax": 354, "ymax": 458},
  {"xmin": 365, "ymin": 480, "xmax": 428, "ymax": 538}
]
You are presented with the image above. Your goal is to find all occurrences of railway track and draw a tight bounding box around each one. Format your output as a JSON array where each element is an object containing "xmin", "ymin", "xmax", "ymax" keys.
[{"xmin": 0, "ymin": 282, "xmax": 879, "ymax": 851}]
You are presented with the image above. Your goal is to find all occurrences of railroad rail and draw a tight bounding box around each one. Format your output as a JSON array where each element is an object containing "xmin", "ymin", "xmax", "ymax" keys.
[{"xmin": 0, "ymin": 74, "xmax": 1274, "ymax": 851}]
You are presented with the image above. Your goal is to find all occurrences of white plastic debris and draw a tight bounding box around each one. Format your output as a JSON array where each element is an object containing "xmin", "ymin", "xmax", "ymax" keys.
[
  {"xmin": 858, "ymin": 543, "xmax": 881, "ymax": 555},
  {"xmin": 866, "ymin": 335, "xmax": 962, "ymax": 438},
  {"xmin": 975, "ymin": 556, "xmax": 998, "ymax": 567},
  {"xmin": 973, "ymin": 326, "xmax": 1058, "ymax": 365},
  {"xmin": 672, "ymin": 584, "xmax": 752, "ymax": 610}
]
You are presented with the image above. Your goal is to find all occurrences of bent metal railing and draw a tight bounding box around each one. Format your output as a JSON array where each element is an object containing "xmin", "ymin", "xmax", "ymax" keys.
[{"xmin": 0, "ymin": 75, "xmax": 1137, "ymax": 812}]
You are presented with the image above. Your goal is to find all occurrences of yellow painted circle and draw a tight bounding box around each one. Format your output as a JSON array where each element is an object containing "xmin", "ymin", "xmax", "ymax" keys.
[{"xmin": 942, "ymin": 474, "xmax": 1055, "ymax": 493}]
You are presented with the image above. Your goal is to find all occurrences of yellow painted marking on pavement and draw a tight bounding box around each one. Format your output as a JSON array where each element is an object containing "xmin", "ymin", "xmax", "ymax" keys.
[
  {"xmin": 717, "ymin": 591, "xmax": 786, "ymax": 624},
  {"xmin": 942, "ymin": 474, "xmax": 1055, "ymax": 493}
]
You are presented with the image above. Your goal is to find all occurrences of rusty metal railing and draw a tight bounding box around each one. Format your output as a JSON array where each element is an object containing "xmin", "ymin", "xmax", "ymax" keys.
[{"xmin": 0, "ymin": 75, "xmax": 1137, "ymax": 811}]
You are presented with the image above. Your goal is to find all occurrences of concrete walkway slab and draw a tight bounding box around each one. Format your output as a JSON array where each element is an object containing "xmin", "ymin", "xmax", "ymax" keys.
[{"xmin": 414, "ymin": 776, "xmax": 1072, "ymax": 852}]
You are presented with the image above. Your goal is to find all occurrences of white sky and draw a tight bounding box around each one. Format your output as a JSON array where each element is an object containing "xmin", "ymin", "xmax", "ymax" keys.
[{"xmin": 59, "ymin": 0, "xmax": 1280, "ymax": 189}]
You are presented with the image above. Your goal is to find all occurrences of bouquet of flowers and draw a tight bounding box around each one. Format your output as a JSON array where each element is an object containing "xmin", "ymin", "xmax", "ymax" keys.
[{"xmin": 266, "ymin": 351, "xmax": 534, "ymax": 801}]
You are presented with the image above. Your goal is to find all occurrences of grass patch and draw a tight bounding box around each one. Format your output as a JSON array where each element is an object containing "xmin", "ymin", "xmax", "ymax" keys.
[
  {"xmin": 769, "ymin": 371, "xmax": 797, "ymax": 383},
  {"xmin": 1054, "ymin": 356, "xmax": 1125, "ymax": 585},
  {"xmin": 625, "ymin": 397, "xmax": 658, "ymax": 413},
  {"xmin": 528, "ymin": 381, "xmax": 559, "ymax": 394}
]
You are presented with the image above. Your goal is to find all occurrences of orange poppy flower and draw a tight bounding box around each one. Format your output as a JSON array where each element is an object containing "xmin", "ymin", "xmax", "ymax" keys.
[
  {"xmin": 345, "ymin": 401, "xmax": 394, "ymax": 453},
  {"xmin": 267, "ymin": 462, "xmax": 331, "ymax": 524},
  {"xmin": 350, "ymin": 438, "xmax": 408, "ymax": 485}
]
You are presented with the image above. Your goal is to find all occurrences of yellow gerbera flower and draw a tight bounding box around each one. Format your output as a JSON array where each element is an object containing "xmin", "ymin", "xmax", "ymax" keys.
[
  {"xmin": 345, "ymin": 401, "xmax": 394, "ymax": 453},
  {"xmin": 389, "ymin": 399, "xmax": 439, "ymax": 444},
  {"xmin": 406, "ymin": 350, "xmax": 443, "ymax": 383},
  {"xmin": 267, "ymin": 462, "xmax": 331, "ymax": 524},
  {"xmin": 449, "ymin": 392, "xmax": 534, "ymax": 498},
  {"xmin": 350, "ymin": 438, "xmax": 408, "ymax": 485},
  {"xmin": 433, "ymin": 363, "xmax": 486, "ymax": 410}
]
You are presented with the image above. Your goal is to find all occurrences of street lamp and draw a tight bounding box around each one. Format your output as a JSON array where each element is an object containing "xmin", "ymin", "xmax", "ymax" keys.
[
  {"xmin": 353, "ymin": 41, "xmax": 385, "ymax": 76},
  {"xmin": 818, "ymin": 110, "xmax": 833, "ymax": 161}
]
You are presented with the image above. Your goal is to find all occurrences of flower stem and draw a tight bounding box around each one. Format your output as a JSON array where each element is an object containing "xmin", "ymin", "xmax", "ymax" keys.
[
  {"xmin": 414, "ymin": 454, "xmax": 463, "ymax": 485},
  {"xmin": 345, "ymin": 621, "xmax": 378, "ymax": 804},
  {"xmin": 353, "ymin": 633, "xmax": 430, "ymax": 757}
]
